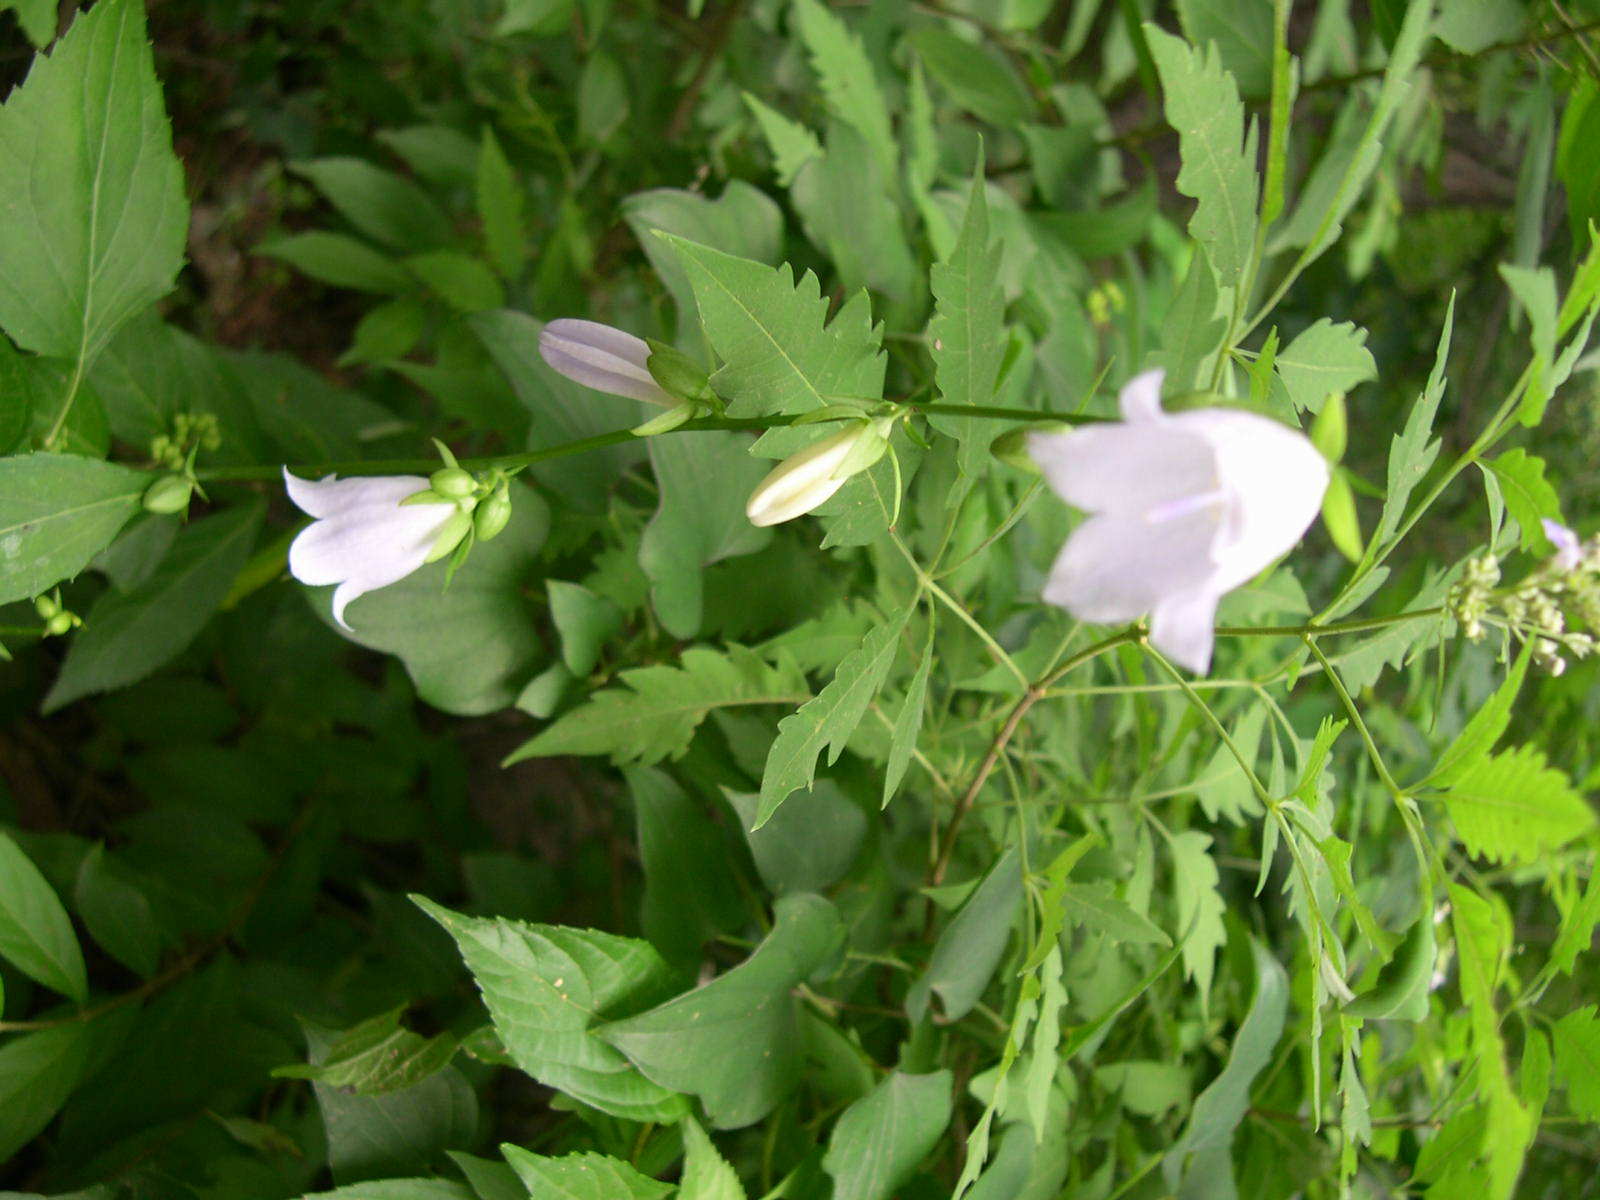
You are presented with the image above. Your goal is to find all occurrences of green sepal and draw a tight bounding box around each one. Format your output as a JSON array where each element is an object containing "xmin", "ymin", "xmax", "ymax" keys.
[
  {"xmin": 794, "ymin": 403, "xmax": 873, "ymax": 426},
  {"xmin": 989, "ymin": 427, "xmax": 1044, "ymax": 472},
  {"xmin": 831, "ymin": 425, "xmax": 889, "ymax": 480},
  {"xmin": 430, "ymin": 437, "xmax": 461, "ymax": 470},
  {"xmin": 1322, "ymin": 468, "xmax": 1364, "ymax": 562},
  {"xmin": 400, "ymin": 487, "xmax": 449, "ymax": 507},
  {"xmin": 1311, "ymin": 392, "xmax": 1348, "ymax": 463},
  {"xmin": 474, "ymin": 488, "xmax": 513, "ymax": 541},
  {"xmin": 645, "ymin": 338, "xmax": 712, "ymax": 402},
  {"xmin": 424, "ymin": 509, "xmax": 474, "ymax": 564},
  {"xmin": 631, "ymin": 402, "xmax": 697, "ymax": 437}
]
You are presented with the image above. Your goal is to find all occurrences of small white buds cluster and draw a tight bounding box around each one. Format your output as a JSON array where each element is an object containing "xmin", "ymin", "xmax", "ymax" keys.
[
  {"xmin": 1450, "ymin": 520, "xmax": 1600, "ymax": 675},
  {"xmin": 745, "ymin": 419, "xmax": 894, "ymax": 528}
]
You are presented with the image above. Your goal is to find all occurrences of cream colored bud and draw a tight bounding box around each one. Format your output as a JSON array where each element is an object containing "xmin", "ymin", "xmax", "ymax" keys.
[{"xmin": 745, "ymin": 424, "xmax": 876, "ymax": 528}]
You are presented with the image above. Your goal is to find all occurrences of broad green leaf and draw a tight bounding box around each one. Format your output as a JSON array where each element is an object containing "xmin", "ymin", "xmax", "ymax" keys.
[
  {"xmin": 1343, "ymin": 909, "xmax": 1435, "ymax": 1021},
  {"xmin": 628, "ymin": 767, "xmax": 744, "ymax": 965},
  {"xmin": 73, "ymin": 843, "xmax": 163, "ymax": 979},
  {"xmin": 1445, "ymin": 745, "xmax": 1596, "ymax": 865},
  {"xmin": 1163, "ymin": 940, "xmax": 1287, "ymax": 1192},
  {"xmin": 622, "ymin": 184, "xmax": 784, "ymax": 330},
  {"xmin": 1558, "ymin": 79, "xmax": 1600, "ymax": 248},
  {"xmin": 823, "ymin": 1071, "xmax": 953, "ymax": 1200},
  {"xmin": 342, "ymin": 296, "xmax": 427, "ymax": 367},
  {"xmin": 506, "ymin": 645, "xmax": 809, "ymax": 767},
  {"xmin": 405, "ymin": 252, "xmax": 504, "ymax": 313},
  {"xmin": 471, "ymin": 310, "xmax": 645, "ymax": 513},
  {"xmin": 502, "ymin": 1147, "xmax": 671, "ymax": 1200},
  {"xmin": 1550, "ymin": 868, "xmax": 1600, "ymax": 978},
  {"xmin": 0, "ymin": 0, "xmax": 187, "ymax": 366},
  {"xmin": 290, "ymin": 158, "xmax": 453, "ymax": 251},
  {"xmin": 791, "ymin": 0, "xmax": 896, "ymax": 176},
  {"xmin": 1436, "ymin": 0, "xmax": 1522, "ymax": 52},
  {"xmin": 927, "ymin": 164, "xmax": 1008, "ymax": 491},
  {"xmin": 1145, "ymin": 24, "xmax": 1258, "ymax": 288},
  {"xmin": 299, "ymin": 1182, "xmax": 474, "ymax": 1200},
  {"xmin": 448, "ymin": 1153, "xmax": 525, "ymax": 1200},
  {"xmin": 640, "ymin": 431, "xmax": 772, "ymax": 639},
  {"xmin": 1031, "ymin": 179, "xmax": 1158, "ymax": 259},
  {"xmin": 0, "ymin": 830, "xmax": 87, "ymax": 1001},
  {"xmin": 599, "ymin": 893, "xmax": 844, "ymax": 1128},
  {"xmin": 577, "ymin": 50, "xmax": 629, "ymax": 144},
  {"xmin": 1274, "ymin": 319, "xmax": 1376, "ymax": 414},
  {"xmin": 757, "ymin": 606, "xmax": 910, "ymax": 825},
  {"xmin": 1375, "ymin": 293, "xmax": 1454, "ymax": 545},
  {"xmin": 1195, "ymin": 707, "xmax": 1267, "ymax": 824},
  {"xmin": 680, "ymin": 1117, "xmax": 747, "ymax": 1200},
  {"xmin": 1170, "ymin": 831, "xmax": 1227, "ymax": 1006},
  {"xmin": 1484, "ymin": 449, "xmax": 1562, "ymax": 556},
  {"xmin": 416, "ymin": 898, "xmax": 690, "ymax": 1123},
  {"xmin": 261, "ymin": 232, "xmax": 412, "ymax": 293},
  {"xmin": 662, "ymin": 236, "xmax": 884, "ymax": 418},
  {"xmin": 1421, "ymin": 640, "xmax": 1532, "ymax": 789},
  {"xmin": 1160, "ymin": 248, "xmax": 1227, "ymax": 391},
  {"xmin": 742, "ymin": 93, "xmax": 822, "ymax": 186},
  {"xmin": 303, "ymin": 1017, "xmax": 479, "ymax": 1186},
  {"xmin": 911, "ymin": 26, "xmax": 1033, "ymax": 127},
  {"xmin": 907, "ymin": 847, "xmax": 1023, "ymax": 1023},
  {"xmin": 231, "ymin": 348, "xmax": 402, "ymax": 461},
  {"xmin": 319, "ymin": 483, "xmax": 550, "ymax": 716},
  {"xmin": 882, "ymin": 632, "xmax": 934, "ymax": 807},
  {"xmin": 1095, "ymin": 1060, "xmax": 1191, "ymax": 1118},
  {"xmin": 0, "ymin": 453, "xmax": 147, "ymax": 606},
  {"xmin": 547, "ymin": 580, "xmax": 623, "ymax": 678},
  {"xmin": 45, "ymin": 502, "xmax": 263, "ymax": 711},
  {"xmin": 276, "ymin": 1008, "xmax": 458, "ymax": 1096},
  {"xmin": 726, "ymin": 781, "xmax": 867, "ymax": 896},
  {"xmin": 0, "ymin": 1023, "xmax": 94, "ymax": 1163},
  {"xmin": 1552, "ymin": 1007, "xmax": 1600, "ymax": 1121}
]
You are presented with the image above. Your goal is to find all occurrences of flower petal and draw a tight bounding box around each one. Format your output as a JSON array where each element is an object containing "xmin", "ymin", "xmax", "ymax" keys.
[
  {"xmin": 539, "ymin": 319, "xmax": 673, "ymax": 406},
  {"xmin": 1149, "ymin": 588, "xmax": 1221, "ymax": 674},
  {"xmin": 1028, "ymin": 421, "xmax": 1219, "ymax": 518},
  {"xmin": 1178, "ymin": 410, "xmax": 1329, "ymax": 591},
  {"xmin": 745, "ymin": 426, "xmax": 862, "ymax": 526},
  {"xmin": 287, "ymin": 501, "xmax": 453, "ymax": 591},
  {"xmin": 1042, "ymin": 509, "xmax": 1219, "ymax": 623},
  {"xmin": 283, "ymin": 470, "xmax": 430, "ymax": 520},
  {"xmin": 1117, "ymin": 368, "xmax": 1167, "ymax": 423}
]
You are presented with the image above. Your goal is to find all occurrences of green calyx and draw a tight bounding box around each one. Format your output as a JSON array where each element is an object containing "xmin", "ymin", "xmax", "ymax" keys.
[
  {"xmin": 645, "ymin": 339, "xmax": 714, "ymax": 405},
  {"xmin": 425, "ymin": 509, "xmax": 475, "ymax": 564},
  {"xmin": 142, "ymin": 474, "xmax": 194, "ymax": 514}
]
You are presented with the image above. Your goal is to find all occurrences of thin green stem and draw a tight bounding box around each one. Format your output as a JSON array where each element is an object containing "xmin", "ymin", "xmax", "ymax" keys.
[{"xmin": 1141, "ymin": 643, "xmax": 1273, "ymax": 807}]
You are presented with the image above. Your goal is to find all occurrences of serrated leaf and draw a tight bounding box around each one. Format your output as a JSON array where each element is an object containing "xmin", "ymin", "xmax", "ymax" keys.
[
  {"xmin": 791, "ymin": 0, "xmax": 895, "ymax": 177},
  {"xmin": 822, "ymin": 1071, "xmax": 953, "ymax": 1200},
  {"xmin": 1552, "ymin": 1007, "xmax": 1600, "ymax": 1121},
  {"xmin": 927, "ymin": 163, "xmax": 1008, "ymax": 491},
  {"xmin": 277, "ymin": 1008, "xmax": 458, "ymax": 1096},
  {"xmin": 507, "ymin": 645, "xmax": 810, "ymax": 768},
  {"xmin": 1484, "ymin": 448, "xmax": 1562, "ymax": 556},
  {"xmin": 1422, "ymin": 640, "xmax": 1532, "ymax": 789},
  {"xmin": 1170, "ymin": 831, "xmax": 1227, "ymax": 1008},
  {"xmin": 1161, "ymin": 247, "xmax": 1227, "ymax": 391},
  {"xmin": 0, "ymin": 0, "xmax": 188, "ymax": 367},
  {"xmin": 0, "ymin": 452, "xmax": 148, "ymax": 606},
  {"xmin": 1376, "ymin": 293, "xmax": 1453, "ymax": 544},
  {"xmin": 261, "ymin": 231, "xmax": 412, "ymax": 293},
  {"xmin": 1145, "ymin": 24, "xmax": 1258, "ymax": 288},
  {"xmin": 502, "ymin": 1147, "xmax": 672, "ymax": 1200},
  {"xmin": 911, "ymin": 26, "xmax": 1033, "ymax": 127},
  {"xmin": 1275, "ymin": 319, "xmax": 1375, "ymax": 414},
  {"xmin": 726, "ymin": 782, "xmax": 866, "ymax": 897},
  {"xmin": 756, "ymin": 607, "xmax": 910, "ymax": 825},
  {"xmin": 599, "ymin": 893, "xmax": 844, "ymax": 1128},
  {"xmin": 661, "ymin": 235, "xmax": 885, "ymax": 418},
  {"xmin": 742, "ymin": 92, "xmax": 823, "ymax": 186},
  {"xmin": 0, "ymin": 830, "xmax": 88, "ymax": 1002},
  {"xmin": 477, "ymin": 127, "xmax": 526, "ymax": 279},
  {"xmin": 680, "ymin": 1117, "xmax": 747, "ymax": 1200},
  {"xmin": 1059, "ymin": 883, "xmax": 1171, "ymax": 947},
  {"xmin": 45, "ymin": 502, "xmax": 263, "ymax": 711},
  {"xmin": 1445, "ymin": 744, "xmax": 1596, "ymax": 865},
  {"xmin": 416, "ymin": 897, "xmax": 690, "ymax": 1124}
]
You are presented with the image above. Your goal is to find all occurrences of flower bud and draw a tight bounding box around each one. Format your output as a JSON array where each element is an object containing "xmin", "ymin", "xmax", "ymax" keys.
[
  {"xmin": 1310, "ymin": 393, "xmax": 1348, "ymax": 463},
  {"xmin": 424, "ymin": 509, "xmax": 474, "ymax": 563},
  {"xmin": 142, "ymin": 474, "xmax": 193, "ymax": 514},
  {"xmin": 746, "ymin": 423, "xmax": 878, "ymax": 528},
  {"xmin": 34, "ymin": 593, "xmax": 60, "ymax": 620},
  {"xmin": 539, "ymin": 319, "xmax": 675, "ymax": 407},
  {"xmin": 44, "ymin": 611, "xmax": 77, "ymax": 637},
  {"xmin": 429, "ymin": 467, "xmax": 477, "ymax": 498},
  {"xmin": 474, "ymin": 489, "xmax": 513, "ymax": 541}
]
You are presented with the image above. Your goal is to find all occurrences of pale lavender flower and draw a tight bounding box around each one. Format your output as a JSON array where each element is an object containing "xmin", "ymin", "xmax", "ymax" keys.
[
  {"xmin": 1542, "ymin": 519, "xmax": 1582, "ymax": 572},
  {"xmin": 538, "ymin": 318, "xmax": 674, "ymax": 406},
  {"xmin": 1028, "ymin": 369, "xmax": 1329, "ymax": 673}
]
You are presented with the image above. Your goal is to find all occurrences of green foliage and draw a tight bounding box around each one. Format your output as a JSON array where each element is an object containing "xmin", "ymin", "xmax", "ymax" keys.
[{"xmin": 0, "ymin": 0, "xmax": 1597, "ymax": 1195}]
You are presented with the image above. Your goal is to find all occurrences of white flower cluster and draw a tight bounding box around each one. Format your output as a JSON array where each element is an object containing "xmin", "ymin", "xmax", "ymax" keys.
[{"xmin": 281, "ymin": 326, "xmax": 1334, "ymax": 677}]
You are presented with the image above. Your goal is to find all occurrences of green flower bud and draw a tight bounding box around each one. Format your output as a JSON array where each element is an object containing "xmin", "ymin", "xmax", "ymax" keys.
[
  {"xmin": 424, "ymin": 509, "xmax": 474, "ymax": 563},
  {"xmin": 474, "ymin": 489, "xmax": 513, "ymax": 541},
  {"xmin": 34, "ymin": 593, "xmax": 60, "ymax": 620},
  {"xmin": 990, "ymin": 427, "xmax": 1045, "ymax": 473},
  {"xmin": 44, "ymin": 611, "xmax": 77, "ymax": 637},
  {"xmin": 143, "ymin": 474, "xmax": 194, "ymax": 514},
  {"xmin": 429, "ymin": 466, "xmax": 478, "ymax": 498},
  {"xmin": 645, "ymin": 339, "xmax": 711, "ymax": 402}
]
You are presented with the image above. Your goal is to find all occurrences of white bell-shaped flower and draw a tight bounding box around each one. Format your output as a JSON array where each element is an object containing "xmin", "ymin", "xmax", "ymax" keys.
[
  {"xmin": 1028, "ymin": 369, "xmax": 1329, "ymax": 673},
  {"xmin": 538, "ymin": 319, "xmax": 675, "ymax": 407},
  {"xmin": 284, "ymin": 469, "xmax": 459, "ymax": 629}
]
